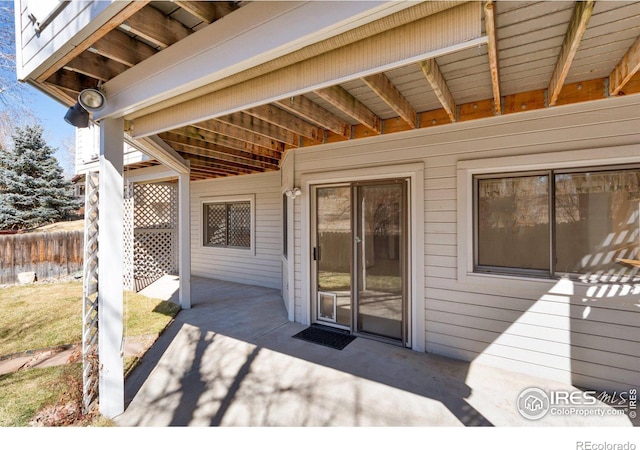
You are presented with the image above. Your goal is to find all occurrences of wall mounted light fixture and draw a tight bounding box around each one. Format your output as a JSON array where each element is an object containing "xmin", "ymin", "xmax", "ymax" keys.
[
  {"xmin": 64, "ymin": 88, "xmax": 106, "ymax": 128},
  {"xmin": 285, "ymin": 187, "xmax": 302, "ymax": 199}
]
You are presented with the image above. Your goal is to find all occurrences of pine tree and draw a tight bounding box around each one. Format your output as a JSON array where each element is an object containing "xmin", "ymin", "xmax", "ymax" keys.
[{"xmin": 0, "ymin": 125, "xmax": 81, "ymax": 230}]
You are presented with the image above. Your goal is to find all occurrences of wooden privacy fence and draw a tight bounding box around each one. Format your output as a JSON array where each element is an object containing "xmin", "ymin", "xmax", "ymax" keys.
[{"xmin": 0, "ymin": 231, "xmax": 83, "ymax": 285}]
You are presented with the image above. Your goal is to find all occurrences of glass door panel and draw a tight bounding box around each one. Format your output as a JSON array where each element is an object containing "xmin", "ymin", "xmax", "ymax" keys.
[
  {"xmin": 316, "ymin": 186, "xmax": 352, "ymax": 327},
  {"xmin": 355, "ymin": 183, "xmax": 405, "ymax": 340}
]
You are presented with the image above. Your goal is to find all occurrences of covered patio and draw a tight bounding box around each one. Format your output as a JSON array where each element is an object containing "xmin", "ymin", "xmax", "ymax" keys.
[{"xmin": 115, "ymin": 276, "xmax": 636, "ymax": 427}]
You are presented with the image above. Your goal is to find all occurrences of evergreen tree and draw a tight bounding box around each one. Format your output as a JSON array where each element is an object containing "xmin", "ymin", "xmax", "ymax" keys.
[{"xmin": 0, "ymin": 125, "xmax": 81, "ymax": 230}]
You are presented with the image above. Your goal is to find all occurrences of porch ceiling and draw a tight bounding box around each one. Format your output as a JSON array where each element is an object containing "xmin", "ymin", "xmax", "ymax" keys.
[{"xmin": 37, "ymin": 1, "xmax": 640, "ymax": 181}]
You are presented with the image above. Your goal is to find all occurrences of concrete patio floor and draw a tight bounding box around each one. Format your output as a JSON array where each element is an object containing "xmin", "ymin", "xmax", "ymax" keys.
[{"xmin": 114, "ymin": 276, "xmax": 636, "ymax": 427}]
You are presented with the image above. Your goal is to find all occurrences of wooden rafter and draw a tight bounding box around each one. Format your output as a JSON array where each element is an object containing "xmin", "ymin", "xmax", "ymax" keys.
[
  {"xmin": 419, "ymin": 59, "xmax": 456, "ymax": 122},
  {"xmin": 363, "ymin": 73, "xmax": 417, "ymax": 128},
  {"xmin": 609, "ymin": 35, "xmax": 640, "ymax": 96},
  {"xmin": 161, "ymin": 128, "xmax": 281, "ymax": 162},
  {"xmin": 176, "ymin": 153, "xmax": 261, "ymax": 174},
  {"xmin": 90, "ymin": 29, "xmax": 157, "ymax": 67},
  {"xmin": 483, "ymin": 1, "xmax": 501, "ymax": 115},
  {"xmin": 195, "ymin": 119, "xmax": 285, "ymax": 153},
  {"xmin": 162, "ymin": 138, "xmax": 279, "ymax": 171},
  {"xmin": 64, "ymin": 51, "xmax": 129, "ymax": 83},
  {"xmin": 36, "ymin": 1, "xmax": 149, "ymax": 82},
  {"xmin": 174, "ymin": 1, "xmax": 238, "ymax": 24},
  {"xmin": 217, "ymin": 112, "xmax": 299, "ymax": 147},
  {"xmin": 45, "ymin": 70, "xmax": 100, "ymax": 95},
  {"xmin": 245, "ymin": 105, "xmax": 324, "ymax": 143},
  {"xmin": 314, "ymin": 85, "xmax": 382, "ymax": 135},
  {"xmin": 275, "ymin": 95, "xmax": 351, "ymax": 138},
  {"xmin": 547, "ymin": 0, "xmax": 595, "ymax": 106},
  {"xmin": 121, "ymin": 4, "xmax": 191, "ymax": 49}
]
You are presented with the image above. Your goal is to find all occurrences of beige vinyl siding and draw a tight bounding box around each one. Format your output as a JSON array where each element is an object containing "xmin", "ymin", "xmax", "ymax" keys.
[
  {"xmin": 292, "ymin": 93, "xmax": 640, "ymax": 392},
  {"xmin": 190, "ymin": 171, "xmax": 282, "ymax": 290}
]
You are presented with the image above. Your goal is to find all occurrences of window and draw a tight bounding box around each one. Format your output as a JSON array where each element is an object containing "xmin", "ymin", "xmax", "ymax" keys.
[
  {"xmin": 474, "ymin": 166, "xmax": 640, "ymax": 281},
  {"xmin": 203, "ymin": 201, "xmax": 251, "ymax": 249}
]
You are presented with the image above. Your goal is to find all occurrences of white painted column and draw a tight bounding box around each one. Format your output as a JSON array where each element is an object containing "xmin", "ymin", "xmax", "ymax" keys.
[
  {"xmin": 98, "ymin": 117, "xmax": 124, "ymax": 418},
  {"xmin": 178, "ymin": 171, "xmax": 191, "ymax": 309}
]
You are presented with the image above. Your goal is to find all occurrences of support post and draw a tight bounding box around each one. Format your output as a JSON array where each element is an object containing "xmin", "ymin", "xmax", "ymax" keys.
[
  {"xmin": 98, "ymin": 118, "xmax": 124, "ymax": 418},
  {"xmin": 178, "ymin": 171, "xmax": 191, "ymax": 309}
]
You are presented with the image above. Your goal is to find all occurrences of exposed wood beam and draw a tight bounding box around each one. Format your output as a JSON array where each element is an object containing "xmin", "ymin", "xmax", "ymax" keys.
[
  {"xmin": 121, "ymin": 4, "xmax": 191, "ymax": 49},
  {"xmin": 45, "ymin": 70, "xmax": 100, "ymax": 95},
  {"xmin": 245, "ymin": 105, "xmax": 324, "ymax": 143},
  {"xmin": 314, "ymin": 86, "xmax": 382, "ymax": 135},
  {"xmin": 419, "ymin": 59, "xmax": 456, "ymax": 122},
  {"xmin": 547, "ymin": 0, "xmax": 595, "ymax": 106},
  {"xmin": 37, "ymin": 2, "xmax": 149, "ymax": 82},
  {"xmin": 64, "ymin": 51, "xmax": 129, "ymax": 83},
  {"xmin": 90, "ymin": 29, "xmax": 157, "ymax": 68},
  {"xmin": 363, "ymin": 73, "xmax": 417, "ymax": 128},
  {"xmin": 170, "ymin": 126, "xmax": 281, "ymax": 160},
  {"xmin": 195, "ymin": 119, "xmax": 285, "ymax": 153},
  {"xmin": 275, "ymin": 95, "xmax": 351, "ymax": 138},
  {"xmin": 162, "ymin": 138, "xmax": 278, "ymax": 171},
  {"xmin": 136, "ymin": 135, "xmax": 190, "ymax": 174},
  {"xmin": 483, "ymin": 0, "xmax": 501, "ymax": 115},
  {"xmin": 159, "ymin": 131, "xmax": 281, "ymax": 166},
  {"xmin": 216, "ymin": 113, "xmax": 299, "ymax": 147},
  {"xmin": 609, "ymin": 35, "xmax": 640, "ymax": 96},
  {"xmin": 174, "ymin": 152, "xmax": 262, "ymax": 174},
  {"xmin": 174, "ymin": 1, "xmax": 238, "ymax": 24}
]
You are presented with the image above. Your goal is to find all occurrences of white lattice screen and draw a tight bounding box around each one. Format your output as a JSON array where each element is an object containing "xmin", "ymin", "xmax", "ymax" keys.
[{"xmin": 125, "ymin": 182, "xmax": 179, "ymax": 291}]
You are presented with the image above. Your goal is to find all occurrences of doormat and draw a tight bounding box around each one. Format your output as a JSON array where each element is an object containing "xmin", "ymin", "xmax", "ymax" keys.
[{"xmin": 292, "ymin": 324, "xmax": 356, "ymax": 350}]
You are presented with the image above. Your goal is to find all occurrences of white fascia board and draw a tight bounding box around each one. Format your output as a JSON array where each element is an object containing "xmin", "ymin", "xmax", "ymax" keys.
[
  {"xmin": 97, "ymin": 1, "xmax": 417, "ymax": 120},
  {"xmin": 18, "ymin": 1, "xmax": 132, "ymax": 81}
]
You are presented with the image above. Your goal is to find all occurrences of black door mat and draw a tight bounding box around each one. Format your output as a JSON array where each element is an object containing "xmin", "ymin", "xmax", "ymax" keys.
[{"xmin": 292, "ymin": 324, "xmax": 356, "ymax": 350}]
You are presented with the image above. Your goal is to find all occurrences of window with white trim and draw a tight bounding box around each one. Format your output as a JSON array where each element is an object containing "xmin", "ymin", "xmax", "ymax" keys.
[
  {"xmin": 474, "ymin": 166, "xmax": 640, "ymax": 281},
  {"xmin": 203, "ymin": 201, "xmax": 252, "ymax": 249}
]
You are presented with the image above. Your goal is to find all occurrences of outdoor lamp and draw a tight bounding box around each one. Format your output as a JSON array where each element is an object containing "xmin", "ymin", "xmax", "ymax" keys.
[
  {"xmin": 64, "ymin": 102, "xmax": 89, "ymax": 128},
  {"xmin": 78, "ymin": 88, "xmax": 106, "ymax": 112},
  {"xmin": 285, "ymin": 187, "xmax": 302, "ymax": 199}
]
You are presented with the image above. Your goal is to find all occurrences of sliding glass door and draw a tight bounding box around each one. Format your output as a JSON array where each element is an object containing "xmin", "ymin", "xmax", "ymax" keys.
[{"xmin": 313, "ymin": 180, "xmax": 408, "ymax": 343}]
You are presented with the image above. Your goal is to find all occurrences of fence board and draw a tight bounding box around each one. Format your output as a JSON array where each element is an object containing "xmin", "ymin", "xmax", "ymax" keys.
[{"xmin": 0, "ymin": 231, "xmax": 84, "ymax": 284}]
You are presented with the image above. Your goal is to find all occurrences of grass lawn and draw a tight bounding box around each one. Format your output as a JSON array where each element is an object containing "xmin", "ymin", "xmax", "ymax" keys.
[{"xmin": 0, "ymin": 280, "xmax": 180, "ymax": 426}]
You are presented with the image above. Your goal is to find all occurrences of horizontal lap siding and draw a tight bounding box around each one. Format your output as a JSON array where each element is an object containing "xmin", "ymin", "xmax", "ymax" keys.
[
  {"xmin": 190, "ymin": 171, "xmax": 282, "ymax": 290},
  {"xmin": 294, "ymin": 95, "xmax": 640, "ymax": 391}
]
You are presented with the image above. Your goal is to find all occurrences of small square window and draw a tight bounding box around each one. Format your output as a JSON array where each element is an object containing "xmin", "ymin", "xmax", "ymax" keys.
[{"xmin": 203, "ymin": 201, "xmax": 251, "ymax": 249}]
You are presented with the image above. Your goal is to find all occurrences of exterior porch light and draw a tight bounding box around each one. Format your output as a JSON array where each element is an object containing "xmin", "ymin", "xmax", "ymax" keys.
[
  {"xmin": 64, "ymin": 102, "xmax": 89, "ymax": 128},
  {"xmin": 78, "ymin": 88, "xmax": 106, "ymax": 112},
  {"xmin": 285, "ymin": 187, "xmax": 302, "ymax": 198}
]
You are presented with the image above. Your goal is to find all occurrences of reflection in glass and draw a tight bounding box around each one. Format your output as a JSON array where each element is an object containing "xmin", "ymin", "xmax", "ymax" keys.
[
  {"xmin": 357, "ymin": 183, "xmax": 404, "ymax": 340},
  {"xmin": 477, "ymin": 175, "xmax": 550, "ymax": 271},
  {"xmin": 316, "ymin": 186, "xmax": 351, "ymax": 327},
  {"xmin": 555, "ymin": 169, "xmax": 640, "ymax": 279}
]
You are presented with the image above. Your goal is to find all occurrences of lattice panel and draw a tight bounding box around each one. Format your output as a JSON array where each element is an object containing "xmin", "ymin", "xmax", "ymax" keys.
[
  {"xmin": 134, "ymin": 230, "xmax": 178, "ymax": 281},
  {"xmin": 123, "ymin": 182, "xmax": 134, "ymax": 291},
  {"xmin": 82, "ymin": 171, "xmax": 99, "ymax": 415},
  {"xmin": 133, "ymin": 183, "xmax": 177, "ymax": 229},
  {"xmin": 228, "ymin": 202, "xmax": 251, "ymax": 248},
  {"xmin": 205, "ymin": 203, "xmax": 227, "ymax": 246}
]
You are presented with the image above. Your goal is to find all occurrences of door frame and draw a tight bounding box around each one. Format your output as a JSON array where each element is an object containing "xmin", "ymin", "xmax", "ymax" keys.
[{"xmin": 301, "ymin": 162, "xmax": 425, "ymax": 351}]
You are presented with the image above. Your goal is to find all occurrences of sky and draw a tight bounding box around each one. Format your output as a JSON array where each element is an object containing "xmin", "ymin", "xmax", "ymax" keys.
[{"xmin": 1, "ymin": 0, "xmax": 76, "ymax": 177}]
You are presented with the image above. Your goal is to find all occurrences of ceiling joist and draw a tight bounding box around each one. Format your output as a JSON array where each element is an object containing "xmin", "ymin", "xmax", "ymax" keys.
[
  {"xmin": 363, "ymin": 73, "xmax": 417, "ymax": 129},
  {"xmin": 609, "ymin": 35, "xmax": 640, "ymax": 96},
  {"xmin": 275, "ymin": 96, "xmax": 351, "ymax": 139},
  {"xmin": 245, "ymin": 104, "xmax": 325, "ymax": 143},
  {"xmin": 120, "ymin": 4, "xmax": 191, "ymax": 49},
  {"xmin": 419, "ymin": 59, "xmax": 456, "ymax": 122},
  {"xmin": 89, "ymin": 29, "xmax": 157, "ymax": 67},
  {"xmin": 194, "ymin": 119, "xmax": 285, "ymax": 153},
  {"xmin": 547, "ymin": 0, "xmax": 595, "ymax": 106},
  {"xmin": 174, "ymin": 1, "xmax": 239, "ymax": 24},
  {"xmin": 216, "ymin": 113, "xmax": 299, "ymax": 147},
  {"xmin": 314, "ymin": 85, "xmax": 382, "ymax": 135},
  {"xmin": 483, "ymin": 1, "xmax": 501, "ymax": 115}
]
